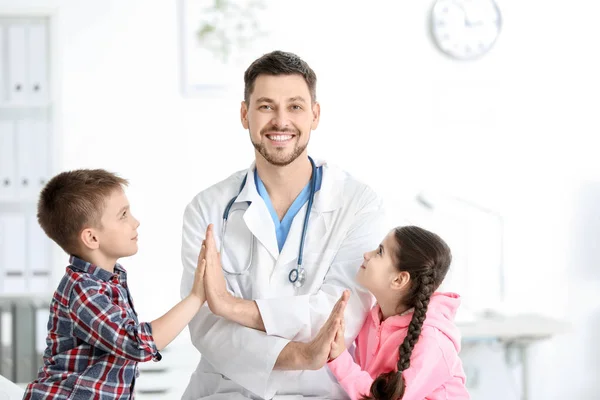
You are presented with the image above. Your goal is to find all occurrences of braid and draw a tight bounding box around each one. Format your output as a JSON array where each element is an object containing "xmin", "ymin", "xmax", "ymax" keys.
[{"xmin": 397, "ymin": 270, "xmax": 435, "ymax": 373}]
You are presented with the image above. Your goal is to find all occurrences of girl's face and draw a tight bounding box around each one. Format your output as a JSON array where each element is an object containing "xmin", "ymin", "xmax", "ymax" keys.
[{"xmin": 356, "ymin": 230, "xmax": 403, "ymax": 297}]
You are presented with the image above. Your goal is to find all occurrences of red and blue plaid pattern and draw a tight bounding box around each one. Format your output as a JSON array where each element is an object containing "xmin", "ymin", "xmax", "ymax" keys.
[{"xmin": 23, "ymin": 256, "xmax": 161, "ymax": 399}]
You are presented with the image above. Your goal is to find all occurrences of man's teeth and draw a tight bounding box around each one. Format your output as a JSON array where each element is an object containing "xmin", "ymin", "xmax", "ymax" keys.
[{"xmin": 268, "ymin": 135, "xmax": 292, "ymax": 141}]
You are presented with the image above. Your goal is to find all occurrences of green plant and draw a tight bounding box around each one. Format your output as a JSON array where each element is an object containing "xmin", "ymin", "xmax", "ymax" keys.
[{"xmin": 196, "ymin": 0, "xmax": 267, "ymax": 63}]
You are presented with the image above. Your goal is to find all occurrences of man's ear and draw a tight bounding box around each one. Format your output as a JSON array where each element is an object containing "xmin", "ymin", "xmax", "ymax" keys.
[
  {"xmin": 311, "ymin": 101, "xmax": 321, "ymax": 130},
  {"xmin": 241, "ymin": 101, "xmax": 249, "ymax": 129}
]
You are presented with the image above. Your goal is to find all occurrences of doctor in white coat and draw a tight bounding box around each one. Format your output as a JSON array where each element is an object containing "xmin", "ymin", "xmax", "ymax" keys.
[{"xmin": 180, "ymin": 50, "xmax": 386, "ymax": 399}]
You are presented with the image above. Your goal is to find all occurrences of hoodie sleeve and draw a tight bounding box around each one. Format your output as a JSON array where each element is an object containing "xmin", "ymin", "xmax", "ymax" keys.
[
  {"xmin": 327, "ymin": 350, "xmax": 374, "ymax": 400},
  {"xmin": 401, "ymin": 327, "xmax": 455, "ymax": 400}
]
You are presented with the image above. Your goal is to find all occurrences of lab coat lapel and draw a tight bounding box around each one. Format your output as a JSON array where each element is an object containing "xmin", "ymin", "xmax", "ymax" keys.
[
  {"xmin": 276, "ymin": 207, "xmax": 326, "ymax": 268},
  {"xmin": 276, "ymin": 161, "xmax": 341, "ymax": 267},
  {"xmin": 235, "ymin": 163, "xmax": 279, "ymax": 261},
  {"xmin": 312, "ymin": 161, "xmax": 343, "ymax": 213}
]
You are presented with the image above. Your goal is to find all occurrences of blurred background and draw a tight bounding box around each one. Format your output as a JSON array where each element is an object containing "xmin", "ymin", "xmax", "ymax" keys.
[{"xmin": 0, "ymin": 0, "xmax": 598, "ymax": 399}]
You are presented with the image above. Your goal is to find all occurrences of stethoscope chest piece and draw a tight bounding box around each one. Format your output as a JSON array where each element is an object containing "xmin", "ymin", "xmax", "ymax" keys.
[
  {"xmin": 222, "ymin": 156, "xmax": 317, "ymax": 289},
  {"xmin": 289, "ymin": 267, "xmax": 306, "ymax": 288}
]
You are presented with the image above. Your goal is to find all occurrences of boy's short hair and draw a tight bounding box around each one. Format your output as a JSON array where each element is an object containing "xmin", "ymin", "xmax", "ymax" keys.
[{"xmin": 37, "ymin": 169, "xmax": 128, "ymax": 255}]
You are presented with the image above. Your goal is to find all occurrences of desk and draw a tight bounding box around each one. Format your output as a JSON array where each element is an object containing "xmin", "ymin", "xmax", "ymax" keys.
[{"xmin": 458, "ymin": 314, "xmax": 569, "ymax": 400}]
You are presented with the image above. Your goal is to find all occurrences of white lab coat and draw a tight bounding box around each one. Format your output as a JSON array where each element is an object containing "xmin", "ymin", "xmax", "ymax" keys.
[{"xmin": 180, "ymin": 159, "xmax": 386, "ymax": 399}]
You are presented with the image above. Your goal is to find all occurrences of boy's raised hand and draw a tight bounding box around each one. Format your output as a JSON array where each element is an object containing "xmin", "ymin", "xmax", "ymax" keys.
[
  {"xmin": 190, "ymin": 241, "xmax": 207, "ymax": 304},
  {"xmin": 203, "ymin": 224, "xmax": 234, "ymax": 317}
]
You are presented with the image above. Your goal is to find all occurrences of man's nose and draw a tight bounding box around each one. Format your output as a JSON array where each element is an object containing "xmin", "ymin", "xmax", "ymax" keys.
[{"xmin": 270, "ymin": 110, "xmax": 290, "ymax": 129}]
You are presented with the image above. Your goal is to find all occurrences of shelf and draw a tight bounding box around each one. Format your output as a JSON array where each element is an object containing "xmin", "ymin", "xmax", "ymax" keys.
[
  {"xmin": 0, "ymin": 200, "xmax": 38, "ymax": 213},
  {"xmin": 0, "ymin": 103, "xmax": 51, "ymax": 109}
]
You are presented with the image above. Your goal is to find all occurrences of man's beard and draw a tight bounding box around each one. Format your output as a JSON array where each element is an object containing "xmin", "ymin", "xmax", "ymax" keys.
[{"xmin": 251, "ymin": 128, "xmax": 308, "ymax": 167}]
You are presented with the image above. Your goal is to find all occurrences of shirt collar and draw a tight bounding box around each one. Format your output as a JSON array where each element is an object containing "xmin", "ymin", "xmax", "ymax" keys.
[
  {"xmin": 236, "ymin": 157, "xmax": 340, "ymax": 212},
  {"xmin": 69, "ymin": 255, "xmax": 127, "ymax": 282}
]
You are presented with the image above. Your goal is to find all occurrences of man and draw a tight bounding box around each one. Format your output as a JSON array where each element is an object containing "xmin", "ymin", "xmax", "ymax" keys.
[{"xmin": 180, "ymin": 50, "xmax": 386, "ymax": 399}]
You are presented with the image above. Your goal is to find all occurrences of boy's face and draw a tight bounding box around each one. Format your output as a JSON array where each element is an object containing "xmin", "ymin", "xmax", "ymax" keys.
[{"xmin": 97, "ymin": 188, "xmax": 140, "ymax": 260}]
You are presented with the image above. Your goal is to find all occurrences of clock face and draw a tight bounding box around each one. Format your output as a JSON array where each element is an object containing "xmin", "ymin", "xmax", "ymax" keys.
[{"xmin": 431, "ymin": 0, "xmax": 502, "ymax": 60}]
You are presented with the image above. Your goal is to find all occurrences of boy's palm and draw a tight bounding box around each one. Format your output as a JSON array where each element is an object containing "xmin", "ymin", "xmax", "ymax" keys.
[
  {"xmin": 191, "ymin": 242, "xmax": 207, "ymax": 303},
  {"xmin": 203, "ymin": 224, "xmax": 232, "ymax": 316}
]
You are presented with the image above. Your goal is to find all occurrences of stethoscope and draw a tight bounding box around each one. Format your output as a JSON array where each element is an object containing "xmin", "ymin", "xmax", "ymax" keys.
[{"xmin": 220, "ymin": 157, "xmax": 317, "ymax": 288}]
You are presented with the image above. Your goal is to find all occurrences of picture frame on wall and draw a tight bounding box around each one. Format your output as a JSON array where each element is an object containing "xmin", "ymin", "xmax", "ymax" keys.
[{"xmin": 177, "ymin": 0, "xmax": 267, "ymax": 97}]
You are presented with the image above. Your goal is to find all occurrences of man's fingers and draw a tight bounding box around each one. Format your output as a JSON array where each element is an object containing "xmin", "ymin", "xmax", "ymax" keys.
[
  {"xmin": 337, "ymin": 319, "xmax": 345, "ymax": 342},
  {"xmin": 326, "ymin": 318, "xmax": 340, "ymax": 341},
  {"xmin": 341, "ymin": 289, "xmax": 350, "ymax": 302},
  {"xmin": 198, "ymin": 258, "xmax": 207, "ymax": 277},
  {"xmin": 206, "ymin": 224, "xmax": 218, "ymax": 251},
  {"xmin": 333, "ymin": 323, "xmax": 342, "ymax": 341},
  {"xmin": 325, "ymin": 301, "xmax": 342, "ymax": 325},
  {"xmin": 325, "ymin": 294, "xmax": 347, "ymax": 327},
  {"xmin": 336, "ymin": 290, "xmax": 350, "ymax": 315},
  {"xmin": 333, "ymin": 293, "xmax": 349, "ymax": 317},
  {"xmin": 198, "ymin": 242, "xmax": 206, "ymax": 262},
  {"xmin": 204, "ymin": 225, "xmax": 220, "ymax": 265}
]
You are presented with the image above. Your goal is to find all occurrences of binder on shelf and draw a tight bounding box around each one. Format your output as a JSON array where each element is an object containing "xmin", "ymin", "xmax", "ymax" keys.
[
  {"xmin": 0, "ymin": 121, "xmax": 16, "ymax": 198},
  {"xmin": 32, "ymin": 119, "xmax": 50, "ymax": 191},
  {"xmin": 0, "ymin": 26, "xmax": 5, "ymax": 103},
  {"xmin": 27, "ymin": 214, "xmax": 52, "ymax": 294},
  {"xmin": 27, "ymin": 21, "xmax": 49, "ymax": 104},
  {"xmin": 7, "ymin": 24, "xmax": 28, "ymax": 105},
  {"xmin": 15, "ymin": 120, "xmax": 37, "ymax": 199},
  {"xmin": 0, "ymin": 213, "xmax": 27, "ymax": 294}
]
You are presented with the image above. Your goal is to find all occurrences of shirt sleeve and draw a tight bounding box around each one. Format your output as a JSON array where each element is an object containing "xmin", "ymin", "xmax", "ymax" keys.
[{"xmin": 68, "ymin": 278, "xmax": 160, "ymax": 363}]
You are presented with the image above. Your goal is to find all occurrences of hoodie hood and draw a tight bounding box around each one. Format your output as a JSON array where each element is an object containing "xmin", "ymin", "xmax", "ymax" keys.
[{"xmin": 371, "ymin": 292, "xmax": 462, "ymax": 352}]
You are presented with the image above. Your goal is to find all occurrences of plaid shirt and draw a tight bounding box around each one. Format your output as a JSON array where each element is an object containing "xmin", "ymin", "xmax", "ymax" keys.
[{"xmin": 23, "ymin": 256, "xmax": 161, "ymax": 400}]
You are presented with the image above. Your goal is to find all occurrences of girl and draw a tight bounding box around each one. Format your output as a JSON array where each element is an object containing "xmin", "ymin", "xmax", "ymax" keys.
[
  {"xmin": 200, "ymin": 224, "xmax": 470, "ymax": 399},
  {"xmin": 320, "ymin": 225, "xmax": 470, "ymax": 399}
]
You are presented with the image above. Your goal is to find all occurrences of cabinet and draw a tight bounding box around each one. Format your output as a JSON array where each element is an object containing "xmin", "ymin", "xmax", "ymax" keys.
[
  {"xmin": 0, "ymin": 15, "xmax": 55, "ymax": 385},
  {"xmin": 0, "ymin": 17, "xmax": 53, "ymax": 296}
]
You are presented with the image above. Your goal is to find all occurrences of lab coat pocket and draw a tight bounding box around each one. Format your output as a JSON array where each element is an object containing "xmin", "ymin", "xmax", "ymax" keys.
[{"xmin": 298, "ymin": 249, "xmax": 337, "ymax": 291}]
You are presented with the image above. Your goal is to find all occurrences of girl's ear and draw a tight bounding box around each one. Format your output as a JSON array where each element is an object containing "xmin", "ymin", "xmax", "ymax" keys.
[{"xmin": 391, "ymin": 271, "xmax": 411, "ymax": 290}]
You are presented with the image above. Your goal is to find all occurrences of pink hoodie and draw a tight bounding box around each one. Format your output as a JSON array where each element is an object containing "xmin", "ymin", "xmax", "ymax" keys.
[{"xmin": 328, "ymin": 292, "xmax": 469, "ymax": 400}]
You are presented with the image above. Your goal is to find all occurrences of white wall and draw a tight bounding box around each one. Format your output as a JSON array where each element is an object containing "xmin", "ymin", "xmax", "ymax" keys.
[{"xmin": 1, "ymin": 0, "xmax": 598, "ymax": 398}]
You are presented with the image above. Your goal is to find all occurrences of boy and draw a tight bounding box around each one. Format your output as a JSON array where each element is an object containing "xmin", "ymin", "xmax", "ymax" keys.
[{"xmin": 23, "ymin": 169, "xmax": 206, "ymax": 399}]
